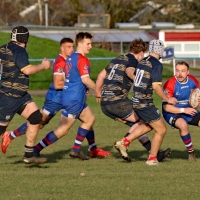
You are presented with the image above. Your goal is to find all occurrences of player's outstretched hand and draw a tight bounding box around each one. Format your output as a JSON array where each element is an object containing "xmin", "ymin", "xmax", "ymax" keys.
[
  {"xmin": 41, "ymin": 58, "xmax": 51, "ymax": 70},
  {"xmin": 184, "ymin": 107, "xmax": 197, "ymax": 115},
  {"xmin": 167, "ymin": 97, "xmax": 177, "ymax": 105},
  {"xmin": 96, "ymin": 96, "xmax": 101, "ymax": 103}
]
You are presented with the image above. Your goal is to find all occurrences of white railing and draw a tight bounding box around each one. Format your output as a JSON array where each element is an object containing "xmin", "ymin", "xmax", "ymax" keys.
[{"xmin": 174, "ymin": 57, "xmax": 200, "ymax": 68}]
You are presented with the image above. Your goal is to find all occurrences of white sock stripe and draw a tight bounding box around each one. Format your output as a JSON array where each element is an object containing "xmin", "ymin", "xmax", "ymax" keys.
[
  {"xmin": 40, "ymin": 141, "xmax": 47, "ymax": 148},
  {"xmin": 10, "ymin": 131, "xmax": 16, "ymax": 138},
  {"xmin": 89, "ymin": 143, "xmax": 96, "ymax": 148},
  {"xmin": 137, "ymin": 134, "xmax": 147, "ymax": 140},
  {"xmin": 186, "ymin": 142, "xmax": 192, "ymax": 148},
  {"xmin": 88, "ymin": 143, "xmax": 96, "ymax": 151},
  {"xmin": 75, "ymin": 140, "xmax": 82, "ymax": 144}
]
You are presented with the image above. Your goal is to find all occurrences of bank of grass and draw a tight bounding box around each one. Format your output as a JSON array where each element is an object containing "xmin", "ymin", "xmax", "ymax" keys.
[
  {"xmin": 1, "ymin": 95, "xmax": 200, "ymax": 200},
  {"xmin": 0, "ymin": 31, "xmax": 173, "ymax": 90}
]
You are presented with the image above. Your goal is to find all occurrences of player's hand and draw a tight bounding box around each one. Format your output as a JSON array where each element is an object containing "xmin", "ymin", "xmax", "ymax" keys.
[
  {"xmin": 42, "ymin": 58, "xmax": 51, "ymax": 70},
  {"xmin": 96, "ymin": 96, "xmax": 101, "ymax": 103},
  {"xmin": 167, "ymin": 97, "xmax": 177, "ymax": 105},
  {"xmin": 198, "ymin": 96, "xmax": 200, "ymax": 104},
  {"xmin": 184, "ymin": 107, "xmax": 197, "ymax": 115}
]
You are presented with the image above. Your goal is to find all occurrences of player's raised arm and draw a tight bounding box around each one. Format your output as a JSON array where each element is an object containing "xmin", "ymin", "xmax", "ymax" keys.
[{"xmin": 22, "ymin": 58, "xmax": 51, "ymax": 75}]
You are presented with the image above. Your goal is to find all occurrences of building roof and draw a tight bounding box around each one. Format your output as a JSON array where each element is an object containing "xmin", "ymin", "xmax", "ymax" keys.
[{"xmin": 30, "ymin": 30, "xmax": 155, "ymax": 43}]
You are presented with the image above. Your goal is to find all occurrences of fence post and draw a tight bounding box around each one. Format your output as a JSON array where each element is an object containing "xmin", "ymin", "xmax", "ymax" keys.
[{"xmin": 193, "ymin": 58, "xmax": 196, "ymax": 68}]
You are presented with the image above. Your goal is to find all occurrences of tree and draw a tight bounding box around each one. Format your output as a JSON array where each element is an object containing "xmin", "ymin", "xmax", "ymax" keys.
[{"xmin": 0, "ymin": 0, "xmax": 200, "ymax": 28}]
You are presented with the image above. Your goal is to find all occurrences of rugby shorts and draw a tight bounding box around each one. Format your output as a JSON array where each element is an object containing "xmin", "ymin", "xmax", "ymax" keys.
[
  {"xmin": 101, "ymin": 98, "xmax": 134, "ymax": 120},
  {"xmin": 62, "ymin": 101, "xmax": 88, "ymax": 119},
  {"xmin": 134, "ymin": 105, "xmax": 161, "ymax": 124},
  {"xmin": 0, "ymin": 93, "xmax": 33, "ymax": 123},
  {"xmin": 42, "ymin": 98, "xmax": 63, "ymax": 117}
]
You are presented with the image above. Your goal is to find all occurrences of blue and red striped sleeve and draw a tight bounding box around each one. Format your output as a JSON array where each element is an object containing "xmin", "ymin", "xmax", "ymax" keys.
[
  {"xmin": 77, "ymin": 54, "xmax": 90, "ymax": 78},
  {"xmin": 163, "ymin": 76, "xmax": 176, "ymax": 98}
]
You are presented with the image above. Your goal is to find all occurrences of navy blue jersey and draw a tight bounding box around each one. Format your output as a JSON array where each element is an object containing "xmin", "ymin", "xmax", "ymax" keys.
[
  {"xmin": 101, "ymin": 53, "xmax": 138, "ymax": 104},
  {"xmin": 132, "ymin": 55, "xmax": 163, "ymax": 108},
  {"xmin": 0, "ymin": 42, "xmax": 30, "ymax": 97}
]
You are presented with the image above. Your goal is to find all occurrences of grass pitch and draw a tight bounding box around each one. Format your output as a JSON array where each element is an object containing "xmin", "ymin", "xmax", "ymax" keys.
[
  {"xmin": 0, "ymin": 95, "xmax": 200, "ymax": 200},
  {"xmin": 0, "ymin": 31, "xmax": 196, "ymax": 200}
]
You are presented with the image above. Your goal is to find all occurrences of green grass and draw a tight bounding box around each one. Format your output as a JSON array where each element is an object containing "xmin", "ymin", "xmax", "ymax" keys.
[
  {"xmin": 0, "ymin": 31, "xmax": 174, "ymax": 90},
  {"xmin": 0, "ymin": 31, "xmax": 119, "ymax": 89},
  {"xmin": 1, "ymin": 95, "xmax": 200, "ymax": 200}
]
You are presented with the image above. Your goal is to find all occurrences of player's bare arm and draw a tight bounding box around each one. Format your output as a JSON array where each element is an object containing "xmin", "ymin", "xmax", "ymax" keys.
[
  {"xmin": 81, "ymin": 76, "xmax": 95, "ymax": 90},
  {"xmin": 163, "ymin": 104, "xmax": 197, "ymax": 115},
  {"xmin": 54, "ymin": 74, "xmax": 64, "ymax": 89},
  {"xmin": 153, "ymin": 83, "xmax": 177, "ymax": 105},
  {"xmin": 95, "ymin": 70, "xmax": 106, "ymax": 102},
  {"xmin": 125, "ymin": 67, "xmax": 135, "ymax": 80},
  {"xmin": 22, "ymin": 58, "xmax": 51, "ymax": 75}
]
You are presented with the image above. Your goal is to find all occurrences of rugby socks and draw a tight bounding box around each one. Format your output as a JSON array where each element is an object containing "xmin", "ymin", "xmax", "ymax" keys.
[
  {"xmin": 122, "ymin": 137, "xmax": 131, "ymax": 147},
  {"xmin": 124, "ymin": 133, "xmax": 151, "ymax": 151},
  {"xmin": 86, "ymin": 130, "xmax": 97, "ymax": 151},
  {"xmin": 148, "ymin": 154, "xmax": 157, "ymax": 161},
  {"xmin": 142, "ymin": 140, "xmax": 151, "ymax": 151},
  {"xmin": 72, "ymin": 127, "xmax": 89, "ymax": 153},
  {"xmin": 9, "ymin": 123, "xmax": 27, "ymax": 140},
  {"xmin": 181, "ymin": 133, "xmax": 194, "ymax": 153},
  {"xmin": 24, "ymin": 145, "xmax": 35, "ymax": 158},
  {"xmin": 34, "ymin": 131, "xmax": 58, "ymax": 153}
]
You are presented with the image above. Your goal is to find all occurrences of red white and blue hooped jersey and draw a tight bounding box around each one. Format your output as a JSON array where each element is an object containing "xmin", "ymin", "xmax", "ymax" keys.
[
  {"xmin": 163, "ymin": 75, "xmax": 199, "ymax": 109},
  {"xmin": 62, "ymin": 52, "xmax": 90, "ymax": 106},
  {"xmin": 45, "ymin": 54, "xmax": 66, "ymax": 103}
]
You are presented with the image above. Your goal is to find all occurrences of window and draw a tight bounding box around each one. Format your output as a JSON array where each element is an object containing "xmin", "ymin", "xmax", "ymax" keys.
[
  {"xmin": 184, "ymin": 44, "xmax": 199, "ymax": 51},
  {"xmin": 166, "ymin": 43, "xmax": 181, "ymax": 51}
]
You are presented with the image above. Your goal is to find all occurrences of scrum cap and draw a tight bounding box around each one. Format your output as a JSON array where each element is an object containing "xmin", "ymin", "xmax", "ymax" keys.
[
  {"xmin": 11, "ymin": 26, "xmax": 29, "ymax": 44},
  {"xmin": 149, "ymin": 39, "xmax": 164, "ymax": 57}
]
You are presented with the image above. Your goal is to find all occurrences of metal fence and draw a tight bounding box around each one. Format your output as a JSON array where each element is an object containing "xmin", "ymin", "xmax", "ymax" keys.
[
  {"xmin": 174, "ymin": 57, "xmax": 200, "ymax": 68},
  {"xmin": 29, "ymin": 57, "xmax": 200, "ymax": 68},
  {"xmin": 29, "ymin": 57, "xmax": 116, "ymax": 62}
]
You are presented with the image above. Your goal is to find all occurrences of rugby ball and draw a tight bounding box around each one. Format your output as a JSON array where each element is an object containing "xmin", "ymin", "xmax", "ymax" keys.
[{"xmin": 189, "ymin": 88, "xmax": 200, "ymax": 109}]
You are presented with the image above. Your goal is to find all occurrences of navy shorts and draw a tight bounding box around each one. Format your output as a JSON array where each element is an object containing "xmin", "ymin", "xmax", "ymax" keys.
[
  {"xmin": 0, "ymin": 93, "xmax": 33, "ymax": 123},
  {"xmin": 101, "ymin": 98, "xmax": 133, "ymax": 120},
  {"xmin": 42, "ymin": 98, "xmax": 63, "ymax": 117},
  {"xmin": 134, "ymin": 105, "xmax": 161, "ymax": 124}
]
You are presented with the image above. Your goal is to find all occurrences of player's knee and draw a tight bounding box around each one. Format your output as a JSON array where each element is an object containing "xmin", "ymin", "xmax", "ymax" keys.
[
  {"xmin": 27, "ymin": 109, "xmax": 42, "ymax": 125},
  {"xmin": 87, "ymin": 115, "xmax": 95, "ymax": 126},
  {"xmin": 159, "ymin": 126, "xmax": 167, "ymax": 136},
  {"xmin": 178, "ymin": 123, "xmax": 188, "ymax": 132},
  {"xmin": 175, "ymin": 118, "xmax": 188, "ymax": 130},
  {"xmin": 0, "ymin": 125, "xmax": 7, "ymax": 135}
]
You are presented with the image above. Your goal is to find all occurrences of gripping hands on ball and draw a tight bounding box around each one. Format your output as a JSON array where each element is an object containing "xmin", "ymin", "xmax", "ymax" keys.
[{"xmin": 189, "ymin": 88, "xmax": 200, "ymax": 109}]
